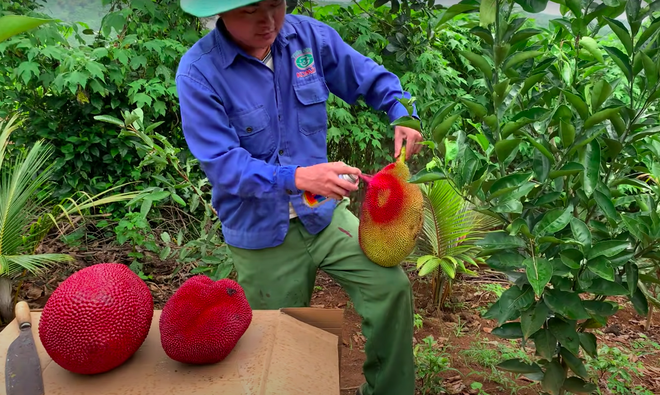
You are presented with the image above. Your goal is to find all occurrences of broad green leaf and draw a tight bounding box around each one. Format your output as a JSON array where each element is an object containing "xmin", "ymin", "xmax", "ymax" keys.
[
  {"xmin": 483, "ymin": 285, "xmax": 535, "ymax": 325},
  {"xmin": 570, "ymin": 218, "xmax": 592, "ymax": 247},
  {"xmin": 521, "ymin": 73, "xmax": 546, "ymax": 96},
  {"xmin": 550, "ymin": 162, "xmax": 584, "ymax": 179},
  {"xmin": 522, "ymin": 133, "xmax": 555, "ymax": 163},
  {"xmin": 489, "ymin": 172, "xmax": 533, "ymax": 197},
  {"xmin": 541, "ymin": 358, "xmax": 566, "ymax": 395},
  {"xmin": 587, "ymin": 240, "xmax": 630, "ymax": 259},
  {"xmin": 470, "ymin": 26, "xmax": 494, "ymax": 45},
  {"xmin": 603, "ymin": 45, "xmax": 632, "ymax": 82},
  {"xmin": 525, "ymin": 257, "xmax": 553, "ymax": 297},
  {"xmin": 521, "ymin": 302, "xmax": 550, "ymax": 340},
  {"xmin": 560, "ymin": 248, "xmax": 583, "ymax": 269},
  {"xmin": 494, "ymin": 138, "xmax": 521, "ymax": 163},
  {"xmin": 603, "ymin": 17, "xmax": 633, "ymax": 55},
  {"xmin": 559, "ymin": 119, "xmax": 575, "ymax": 147},
  {"xmin": 460, "ymin": 51, "xmax": 493, "ymax": 80},
  {"xmin": 543, "ymin": 288, "xmax": 591, "ymax": 320},
  {"xmin": 594, "ymin": 189, "xmax": 620, "ymax": 223},
  {"xmin": 535, "ymin": 192, "xmax": 562, "ymax": 206},
  {"xmin": 631, "ymin": 287, "xmax": 649, "ymax": 316},
  {"xmin": 532, "ymin": 148, "xmax": 550, "ymax": 182},
  {"xmin": 460, "ymin": 98, "xmax": 488, "ymax": 118},
  {"xmin": 563, "ymin": 91, "xmax": 589, "ymax": 120},
  {"xmin": 533, "ymin": 204, "xmax": 573, "ymax": 236},
  {"xmin": 533, "ymin": 328, "xmax": 557, "ymax": 360},
  {"xmin": 560, "ymin": 347, "xmax": 588, "ymax": 378},
  {"xmin": 625, "ymin": 261, "xmax": 639, "ymax": 295},
  {"xmin": 579, "ymin": 332, "xmax": 597, "ymax": 358},
  {"xmin": 587, "ymin": 256, "xmax": 614, "ymax": 281},
  {"xmin": 583, "ymin": 300, "xmax": 618, "ymax": 316},
  {"xmin": 502, "ymin": 51, "xmax": 544, "ymax": 71},
  {"xmin": 584, "ymin": 278, "xmax": 629, "ymax": 295},
  {"xmin": 590, "ymin": 80, "xmax": 612, "ymax": 112},
  {"xmin": 409, "ymin": 169, "xmax": 446, "ymax": 184},
  {"xmin": 562, "ymin": 377, "xmax": 598, "ymax": 394},
  {"xmin": 584, "ymin": 107, "xmax": 621, "ymax": 129},
  {"xmin": 497, "ymin": 359, "xmax": 543, "ymax": 374},
  {"xmin": 391, "ymin": 116, "xmax": 421, "ymax": 130},
  {"xmin": 548, "ymin": 317, "xmax": 581, "ymax": 357},
  {"xmin": 486, "ymin": 251, "xmax": 526, "ymax": 271},
  {"xmin": 640, "ymin": 51, "xmax": 658, "ymax": 89},
  {"xmin": 94, "ymin": 115, "xmax": 125, "ymax": 127},
  {"xmin": 432, "ymin": 114, "xmax": 460, "ymax": 145},
  {"xmin": 579, "ymin": 36, "xmax": 604, "ymax": 63},
  {"xmin": 0, "ymin": 15, "xmax": 57, "ymax": 43},
  {"xmin": 580, "ymin": 139, "xmax": 600, "ymax": 197},
  {"xmin": 492, "ymin": 322, "xmax": 523, "ymax": 338}
]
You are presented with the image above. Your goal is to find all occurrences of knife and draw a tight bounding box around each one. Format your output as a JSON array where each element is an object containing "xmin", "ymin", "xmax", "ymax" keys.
[{"xmin": 5, "ymin": 301, "xmax": 44, "ymax": 395}]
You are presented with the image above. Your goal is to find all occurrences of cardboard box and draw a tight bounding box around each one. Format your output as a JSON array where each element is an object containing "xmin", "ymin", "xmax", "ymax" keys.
[{"xmin": 0, "ymin": 307, "xmax": 344, "ymax": 395}]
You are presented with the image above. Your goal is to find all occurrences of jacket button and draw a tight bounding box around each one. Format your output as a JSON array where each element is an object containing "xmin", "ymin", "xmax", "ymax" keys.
[
  {"xmin": 279, "ymin": 150, "xmax": 284, "ymax": 155},
  {"xmin": 246, "ymin": 127, "xmax": 253, "ymax": 133},
  {"xmin": 286, "ymin": 189, "xmax": 292, "ymax": 195}
]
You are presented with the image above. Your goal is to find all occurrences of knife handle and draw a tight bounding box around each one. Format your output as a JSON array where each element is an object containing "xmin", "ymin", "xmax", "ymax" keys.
[{"xmin": 15, "ymin": 301, "xmax": 32, "ymax": 329}]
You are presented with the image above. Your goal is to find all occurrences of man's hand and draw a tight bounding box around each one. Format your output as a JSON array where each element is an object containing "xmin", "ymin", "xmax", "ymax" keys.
[
  {"xmin": 294, "ymin": 162, "xmax": 361, "ymax": 200},
  {"xmin": 394, "ymin": 125, "xmax": 423, "ymax": 160}
]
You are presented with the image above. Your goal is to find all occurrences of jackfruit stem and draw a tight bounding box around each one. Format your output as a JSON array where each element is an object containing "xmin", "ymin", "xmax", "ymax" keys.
[{"xmin": 398, "ymin": 146, "xmax": 407, "ymax": 164}]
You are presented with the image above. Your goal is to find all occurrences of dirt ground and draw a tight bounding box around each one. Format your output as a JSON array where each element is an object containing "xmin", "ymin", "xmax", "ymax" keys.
[{"xmin": 7, "ymin": 235, "xmax": 660, "ymax": 395}]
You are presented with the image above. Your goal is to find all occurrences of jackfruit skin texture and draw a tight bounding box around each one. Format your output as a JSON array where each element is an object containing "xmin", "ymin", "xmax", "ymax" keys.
[
  {"xmin": 358, "ymin": 146, "xmax": 424, "ymax": 267},
  {"xmin": 38, "ymin": 263, "xmax": 154, "ymax": 375},
  {"xmin": 159, "ymin": 275, "xmax": 253, "ymax": 365}
]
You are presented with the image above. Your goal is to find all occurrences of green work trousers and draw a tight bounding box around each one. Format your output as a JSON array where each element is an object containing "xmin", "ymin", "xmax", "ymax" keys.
[{"xmin": 228, "ymin": 198, "xmax": 416, "ymax": 395}]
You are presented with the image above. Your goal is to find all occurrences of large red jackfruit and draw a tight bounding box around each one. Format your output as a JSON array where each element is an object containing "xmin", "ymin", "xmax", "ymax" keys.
[
  {"xmin": 159, "ymin": 276, "xmax": 253, "ymax": 365},
  {"xmin": 38, "ymin": 263, "xmax": 154, "ymax": 375},
  {"xmin": 358, "ymin": 146, "xmax": 424, "ymax": 267}
]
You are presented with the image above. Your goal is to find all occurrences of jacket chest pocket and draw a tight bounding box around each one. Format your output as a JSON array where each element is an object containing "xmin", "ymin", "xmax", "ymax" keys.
[
  {"xmin": 228, "ymin": 106, "xmax": 275, "ymax": 159},
  {"xmin": 293, "ymin": 79, "xmax": 330, "ymax": 136}
]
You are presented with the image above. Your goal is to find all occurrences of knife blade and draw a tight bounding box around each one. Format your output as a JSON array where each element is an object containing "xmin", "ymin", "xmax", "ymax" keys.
[{"xmin": 5, "ymin": 301, "xmax": 44, "ymax": 395}]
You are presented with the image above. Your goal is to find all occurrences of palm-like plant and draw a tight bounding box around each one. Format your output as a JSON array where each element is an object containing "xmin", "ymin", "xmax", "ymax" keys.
[
  {"xmin": 410, "ymin": 179, "xmax": 501, "ymax": 309},
  {"xmin": 0, "ymin": 114, "xmax": 74, "ymax": 322}
]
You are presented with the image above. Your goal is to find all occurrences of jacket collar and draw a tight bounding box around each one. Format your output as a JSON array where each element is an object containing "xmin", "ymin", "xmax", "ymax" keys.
[{"xmin": 214, "ymin": 16, "xmax": 296, "ymax": 69}]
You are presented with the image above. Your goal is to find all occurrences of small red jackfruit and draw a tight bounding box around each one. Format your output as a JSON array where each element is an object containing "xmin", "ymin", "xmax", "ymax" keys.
[
  {"xmin": 358, "ymin": 146, "xmax": 424, "ymax": 267},
  {"xmin": 38, "ymin": 263, "xmax": 154, "ymax": 375},
  {"xmin": 159, "ymin": 276, "xmax": 253, "ymax": 365}
]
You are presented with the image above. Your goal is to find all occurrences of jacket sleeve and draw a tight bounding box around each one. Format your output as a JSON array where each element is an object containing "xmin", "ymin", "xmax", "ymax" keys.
[
  {"xmin": 176, "ymin": 74, "xmax": 301, "ymax": 198},
  {"xmin": 318, "ymin": 22, "xmax": 418, "ymax": 122}
]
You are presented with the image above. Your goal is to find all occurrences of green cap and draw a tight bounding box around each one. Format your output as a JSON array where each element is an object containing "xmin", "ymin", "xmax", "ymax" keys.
[{"xmin": 180, "ymin": 0, "xmax": 262, "ymax": 17}]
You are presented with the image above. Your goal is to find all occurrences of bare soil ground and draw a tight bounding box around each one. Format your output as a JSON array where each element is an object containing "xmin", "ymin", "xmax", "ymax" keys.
[{"xmin": 6, "ymin": 234, "xmax": 660, "ymax": 395}]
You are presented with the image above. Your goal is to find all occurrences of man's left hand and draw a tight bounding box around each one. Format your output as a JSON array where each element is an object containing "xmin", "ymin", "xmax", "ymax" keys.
[{"xmin": 394, "ymin": 125, "xmax": 423, "ymax": 160}]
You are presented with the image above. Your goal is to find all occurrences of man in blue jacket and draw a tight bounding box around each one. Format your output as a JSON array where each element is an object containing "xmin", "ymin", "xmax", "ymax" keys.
[{"xmin": 176, "ymin": 1, "xmax": 423, "ymax": 394}]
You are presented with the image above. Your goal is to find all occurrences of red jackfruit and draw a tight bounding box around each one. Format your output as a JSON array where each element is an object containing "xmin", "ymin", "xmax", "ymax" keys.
[
  {"xmin": 159, "ymin": 276, "xmax": 253, "ymax": 364},
  {"xmin": 358, "ymin": 146, "xmax": 424, "ymax": 267},
  {"xmin": 38, "ymin": 263, "xmax": 154, "ymax": 375}
]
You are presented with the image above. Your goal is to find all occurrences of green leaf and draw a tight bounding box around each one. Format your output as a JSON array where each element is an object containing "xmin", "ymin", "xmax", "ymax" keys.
[
  {"xmin": 630, "ymin": 287, "xmax": 649, "ymax": 316},
  {"xmin": 470, "ymin": 26, "xmax": 493, "ymax": 45},
  {"xmin": 590, "ymin": 81, "xmax": 613, "ymax": 114},
  {"xmin": 594, "ymin": 190, "xmax": 620, "ymax": 224},
  {"xmin": 477, "ymin": 231, "xmax": 527, "ymax": 250},
  {"xmin": 587, "ymin": 256, "xmax": 614, "ymax": 281},
  {"xmin": 640, "ymin": 51, "xmax": 658, "ymax": 89},
  {"xmin": 579, "ymin": 36, "xmax": 604, "ymax": 63},
  {"xmin": 497, "ymin": 358, "xmax": 543, "ymax": 374},
  {"xmin": 489, "ymin": 172, "xmax": 533, "ymax": 197},
  {"xmin": 502, "ymin": 51, "xmax": 544, "ymax": 71},
  {"xmin": 587, "ymin": 240, "xmax": 630, "ymax": 260},
  {"xmin": 559, "ymin": 119, "xmax": 575, "ymax": 147},
  {"xmin": 549, "ymin": 162, "xmax": 584, "ymax": 179},
  {"xmin": 563, "ymin": 91, "xmax": 589, "ymax": 120},
  {"xmin": 525, "ymin": 257, "xmax": 553, "ymax": 297},
  {"xmin": 532, "ymin": 147, "xmax": 551, "ymax": 182},
  {"xmin": 636, "ymin": 19, "xmax": 660, "ymax": 51},
  {"xmin": 533, "ymin": 329, "xmax": 557, "ymax": 360},
  {"xmin": 580, "ymin": 139, "xmax": 600, "ymax": 197},
  {"xmin": 460, "ymin": 98, "xmax": 488, "ymax": 118},
  {"xmin": 562, "ymin": 377, "xmax": 598, "ymax": 394},
  {"xmin": 391, "ymin": 116, "xmax": 421, "ymax": 131},
  {"xmin": 583, "ymin": 300, "xmax": 618, "ymax": 316},
  {"xmin": 483, "ymin": 285, "xmax": 535, "ymax": 325},
  {"xmin": 548, "ymin": 317, "xmax": 581, "ymax": 356},
  {"xmin": 432, "ymin": 114, "xmax": 460, "ymax": 145},
  {"xmin": 543, "ymin": 288, "xmax": 591, "ymax": 320},
  {"xmin": 579, "ymin": 332, "xmax": 597, "ymax": 358},
  {"xmin": 584, "ymin": 278, "xmax": 629, "ymax": 295},
  {"xmin": 603, "ymin": 17, "xmax": 633, "ymax": 55},
  {"xmin": 570, "ymin": 218, "xmax": 592, "ymax": 247},
  {"xmin": 533, "ymin": 204, "xmax": 573, "ymax": 237},
  {"xmin": 514, "ymin": 0, "xmax": 549, "ymax": 13},
  {"xmin": 0, "ymin": 15, "xmax": 57, "ymax": 42},
  {"xmin": 560, "ymin": 249, "xmax": 583, "ymax": 269},
  {"xmin": 541, "ymin": 358, "xmax": 566, "ymax": 395},
  {"xmin": 409, "ymin": 169, "xmax": 446, "ymax": 183},
  {"xmin": 584, "ymin": 107, "xmax": 621, "ymax": 129},
  {"xmin": 492, "ymin": 322, "xmax": 524, "ymax": 338},
  {"xmin": 603, "ymin": 45, "xmax": 632, "ymax": 82},
  {"xmin": 94, "ymin": 115, "xmax": 125, "ymax": 127},
  {"xmin": 494, "ymin": 138, "xmax": 522, "ymax": 163},
  {"xmin": 521, "ymin": 302, "xmax": 550, "ymax": 340},
  {"xmin": 560, "ymin": 347, "xmax": 588, "ymax": 378},
  {"xmin": 460, "ymin": 51, "xmax": 493, "ymax": 80}
]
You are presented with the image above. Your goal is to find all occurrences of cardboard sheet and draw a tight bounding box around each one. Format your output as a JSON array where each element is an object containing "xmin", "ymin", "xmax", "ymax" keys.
[{"xmin": 0, "ymin": 308, "xmax": 344, "ymax": 395}]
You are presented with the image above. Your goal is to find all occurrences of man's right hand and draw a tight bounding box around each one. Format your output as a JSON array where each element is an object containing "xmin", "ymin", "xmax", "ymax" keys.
[{"xmin": 294, "ymin": 162, "xmax": 362, "ymax": 200}]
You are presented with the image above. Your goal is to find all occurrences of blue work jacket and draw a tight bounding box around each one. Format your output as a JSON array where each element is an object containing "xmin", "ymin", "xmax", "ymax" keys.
[{"xmin": 176, "ymin": 14, "xmax": 415, "ymax": 249}]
